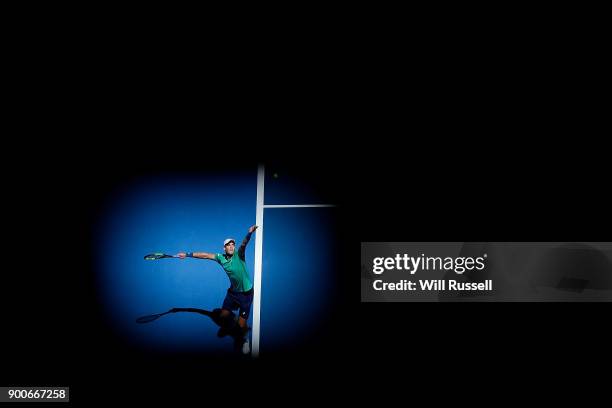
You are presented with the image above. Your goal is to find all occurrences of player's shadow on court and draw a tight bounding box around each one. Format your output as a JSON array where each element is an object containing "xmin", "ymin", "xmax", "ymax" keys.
[{"xmin": 135, "ymin": 307, "xmax": 247, "ymax": 351}]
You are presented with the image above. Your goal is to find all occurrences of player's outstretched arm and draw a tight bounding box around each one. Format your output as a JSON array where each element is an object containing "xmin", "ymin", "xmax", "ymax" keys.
[
  {"xmin": 238, "ymin": 225, "xmax": 258, "ymax": 259},
  {"xmin": 176, "ymin": 252, "xmax": 216, "ymax": 260}
]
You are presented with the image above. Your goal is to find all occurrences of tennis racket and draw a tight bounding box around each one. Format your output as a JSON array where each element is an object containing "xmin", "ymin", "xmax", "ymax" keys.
[{"xmin": 144, "ymin": 253, "xmax": 179, "ymax": 260}]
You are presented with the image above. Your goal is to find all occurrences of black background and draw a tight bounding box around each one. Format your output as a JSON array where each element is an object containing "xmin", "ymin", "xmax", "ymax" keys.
[{"xmin": 3, "ymin": 24, "xmax": 611, "ymax": 402}]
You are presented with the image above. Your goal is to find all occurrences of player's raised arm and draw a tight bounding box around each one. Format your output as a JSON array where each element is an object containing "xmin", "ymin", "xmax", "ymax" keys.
[
  {"xmin": 176, "ymin": 252, "xmax": 216, "ymax": 260},
  {"xmin": 238, "ymin": 225, "xmax": 258, "ymax": 259}
]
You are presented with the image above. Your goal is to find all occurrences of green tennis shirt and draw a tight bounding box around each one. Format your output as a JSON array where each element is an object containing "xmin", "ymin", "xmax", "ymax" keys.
[{"xmin": 214, "ymin": 253, "xmax": 253, "ymax": 292}]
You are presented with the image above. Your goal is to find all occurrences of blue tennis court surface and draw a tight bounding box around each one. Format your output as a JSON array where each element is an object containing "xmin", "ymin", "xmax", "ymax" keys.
[
  {"xmin": 95, "ymin": 166, "xmax": 338, "ymax": 356},
  {"xmin": 260, "ymin": 207, "xmax": 337, "ymax": 352}
]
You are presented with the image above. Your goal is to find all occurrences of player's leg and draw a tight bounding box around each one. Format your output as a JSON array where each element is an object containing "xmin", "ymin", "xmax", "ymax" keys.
[
  {"xmin": 237, "ymin": 289, "xmax": 254, "ymax": 354},
  {"xmin": 217, "ymin": 290, "xmax": 239, "ymax": 337},
  {"xmin": 217, "ymin": 310, "xmax": 239, "ymax": 337},
  {"xmin": 219, "ymin": 309, "xmax": 233, "ymax": 320},
  {"xmin": 221, "ymin": 289, "xmax": 239, "ymax": 325},
  {"xmin": 237, "ymin": 316, "xmax": 248, "ymax": 340},
  {"xmin": 220, "ymin": 308, "xmax": 237, "ymax": 327}
]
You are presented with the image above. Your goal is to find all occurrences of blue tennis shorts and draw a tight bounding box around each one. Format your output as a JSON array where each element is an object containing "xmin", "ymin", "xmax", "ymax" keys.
[{"xmin": 222, "ymin": 287, "xmax": 254, "ymax": 319}]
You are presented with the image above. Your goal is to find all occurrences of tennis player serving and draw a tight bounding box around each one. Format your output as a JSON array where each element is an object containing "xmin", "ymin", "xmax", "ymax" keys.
[{"xmin": 177, "ymin": 225, "xmax": 258, "ymax": 354}]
